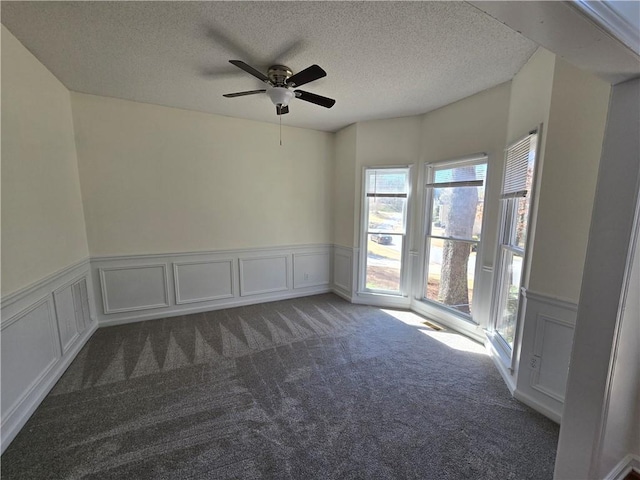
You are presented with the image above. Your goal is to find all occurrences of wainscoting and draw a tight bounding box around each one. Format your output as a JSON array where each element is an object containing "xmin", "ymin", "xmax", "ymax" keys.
[
  {"xmin": 332, "ymin": 245, "xmax": 356, "ymax": 301},
  {"xmin": 514, "ymin": 289, "xmax": 578, "ymax": 423},
  {"xmin": 0, "ymin": 244, "xmax": 579, "ymax": 453},
  {"xmin": 0, "ymin": 259, "xmax": 97, "ymax": 453},
  {"xmin": 92, "ymin": 244, "xmax": 333, "ymax": 327}
]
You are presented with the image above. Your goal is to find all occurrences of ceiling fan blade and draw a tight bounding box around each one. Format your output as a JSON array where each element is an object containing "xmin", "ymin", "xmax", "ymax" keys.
[
  {"xmin": 286, "ymin": 64, "xmax": 326, "ymax": 87},
  {"xmin": 276, "ymin": 105, "xmax": 290, "ymax": 115},
  {"xmin": 295, "ymin": 90, "xmax": 336, "ymax": 108},
  {"xmin": 223, "ymin": 89, "xmax": 266, "ymax": 98},
  {"xmin": 228, "ymin": 60, "xmax": 269, "ymax": 83}
]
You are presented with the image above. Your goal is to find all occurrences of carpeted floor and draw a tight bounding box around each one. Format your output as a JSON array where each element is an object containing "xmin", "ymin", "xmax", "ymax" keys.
[{"xmin": 1, "ymin": 294, "xmax": 559, "ymax": 479}]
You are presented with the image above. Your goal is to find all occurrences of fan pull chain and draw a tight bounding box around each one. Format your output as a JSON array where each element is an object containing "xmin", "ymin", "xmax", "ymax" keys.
[{"xmin": 279, "ymin": 111, "xmax": 282, "ymax": 146}]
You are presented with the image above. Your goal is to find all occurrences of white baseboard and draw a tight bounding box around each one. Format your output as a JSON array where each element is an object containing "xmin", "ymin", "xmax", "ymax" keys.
[
  {"xmin": 486, "ymin": 338, "xmax": 517, "ymax": 394},
  {"xmin": 604, "ymin": 454, "xmax": 640, "ymax": 480},
  {"xmin": 513, "ymin": 388, "xmax": 562, "ymax": 424},
  {"xmin": 331, "ymin": 287, "xmax": 353, "ymax": 303},
  {"xmin": 1, "ymin": 320, "xmax": 97, "ymax": 453}
]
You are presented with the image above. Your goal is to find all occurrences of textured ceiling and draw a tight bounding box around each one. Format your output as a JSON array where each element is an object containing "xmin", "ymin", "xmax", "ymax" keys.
[{"xmin": 0, "ymin": 1, "xmax": 538, "ymax": 132}]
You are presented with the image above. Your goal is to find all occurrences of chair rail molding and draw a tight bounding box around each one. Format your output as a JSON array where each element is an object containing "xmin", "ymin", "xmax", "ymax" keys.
[{"xmin": 1, "ymin": 257, "xmax": 90, "ymax": 309}]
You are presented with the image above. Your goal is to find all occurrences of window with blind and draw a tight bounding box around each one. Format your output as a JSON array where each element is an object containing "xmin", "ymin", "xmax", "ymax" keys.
[
  {"xmin": 361, "ymin": 167, "xmax": 410, "ymax": 294},
  {"xmin": 492, "ymin": 131, "xmax": 539, "ymax": 352},
  {"xmin": 423, "ymin": 156, "xmax": 487, "ymax": 317}
]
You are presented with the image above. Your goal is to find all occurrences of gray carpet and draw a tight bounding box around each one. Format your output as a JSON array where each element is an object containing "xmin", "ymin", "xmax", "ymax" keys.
[{"xmin": 1, "ymin": 294, "xmax": 559, "ymax": 479}]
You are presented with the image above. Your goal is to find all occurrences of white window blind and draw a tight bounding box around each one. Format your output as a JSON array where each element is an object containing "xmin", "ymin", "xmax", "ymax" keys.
[
  {"xmin": 426, "ymin": 157, "xmax": 487, "ymax": 189},
  {"xmin": 366, "ymin": 169, "xmax": 408, "ymax": 198},
  {"xmin": 501, "ymin": 132, "xmax": 538, "ymax": 199}
]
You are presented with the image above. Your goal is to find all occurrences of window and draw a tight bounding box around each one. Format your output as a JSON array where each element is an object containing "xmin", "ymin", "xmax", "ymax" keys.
[
  {"xmin": 423, "ymin": 157, "xmax": 487, "ymax": 317},
  {"xmin": 492, "ymin": 132, "xmax": 539, "ymax": 352},
  {"xmin": 361, "ymin": 167, "xmax": 410, "ymax": 294}
]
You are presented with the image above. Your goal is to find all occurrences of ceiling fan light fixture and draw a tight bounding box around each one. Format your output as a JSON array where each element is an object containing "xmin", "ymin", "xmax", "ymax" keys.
[
  {"xmin": 224, "ymin": 61, "xmax": 336, "ymax": 114},
  {"xmin": 267, "ymin": 87, "xmax": 294, "ymax": 107}
]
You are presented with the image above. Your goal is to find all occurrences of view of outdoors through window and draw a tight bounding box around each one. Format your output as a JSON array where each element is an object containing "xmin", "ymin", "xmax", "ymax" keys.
[
  {"xmin": 363, "ymin": 168, "xmax": 409, "ymax": 293},
  {"xmin": 424, "ymin": 161, "xmax": 486, "ymax": 316},
  {"xmin": 495, "ymin": 249, "xmax": 523, "ymax": 346}
]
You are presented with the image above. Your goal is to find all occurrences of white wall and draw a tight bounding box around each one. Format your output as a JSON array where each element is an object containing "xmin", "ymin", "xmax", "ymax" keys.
[
  {"xmin": 353, "ymin": 116, "xmax": 422, "ymax": 253},
  {"xmin": 502, "ymin": 47, "xmax": 555, "ymax": 297},
  {"xmin": 555, "ymin": 77, "xmax": 640, "ymax": 480},
  {"xmin": 528, "ymin": 56, "xmax": 610, "ymax": 302},
  {"xmin": 598, "ymin": 216, "xmax": 640, "ymax": 477},
  {"xmin": 333, "ymin": 124, "xmax": 357, "ymax": 248},
  {"xmin": 1, "ymin": 26, "xmax": 89, "ymax": 295},
  {"xmin": 505, "ymin": 48, "xmax": 555, "ymax": 146},
  {"xmin": 70, "ymin": 93, "xmax": 334, "ymax": 256}
]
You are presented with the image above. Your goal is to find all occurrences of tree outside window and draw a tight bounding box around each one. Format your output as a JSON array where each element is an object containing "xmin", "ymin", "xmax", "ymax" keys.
[{"xmin": 425, "ymin": 159, "xmax": 486, "ymax": 317}]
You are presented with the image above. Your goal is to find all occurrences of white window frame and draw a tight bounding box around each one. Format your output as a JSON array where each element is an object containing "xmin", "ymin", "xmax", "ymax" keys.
[
  {"xmin": 488, "ymin": 129, "xmax": 542, "ymax": 369},
  {"xmin": 358, "ymin": 166, "xmax": 412, "ymax": 298},
  {"xmin": 421, "ymin": 154, "xmax": 488, "ymax": 321}
]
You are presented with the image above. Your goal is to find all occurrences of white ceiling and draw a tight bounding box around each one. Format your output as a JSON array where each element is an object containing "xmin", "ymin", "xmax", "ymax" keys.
[
  {"xmin": 0, "ymin": 1, "xmax": 541, "ymax": 132},
  {"xmin": 472, "ymin": 1, "xmax": 640, "ymax": 85}
]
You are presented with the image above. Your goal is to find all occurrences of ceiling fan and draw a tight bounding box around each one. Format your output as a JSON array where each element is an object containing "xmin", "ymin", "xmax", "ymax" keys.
[{"xmin": 223, "ymin": 60, "xmax": 336, "ymax": 115}]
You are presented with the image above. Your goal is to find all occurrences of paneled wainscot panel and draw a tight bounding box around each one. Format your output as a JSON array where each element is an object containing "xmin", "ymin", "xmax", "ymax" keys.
[
  {"xmin": 293, "ymin": 252, "xmax": 330, "ymax": 289},
  {"xmin": 531, "ymin": 313, "xmax": 575, "ymax": 402},
  {"xmin": 173, "ymin": 260, "xmax": 234, "ymax": 304},
  {"xmin": 1, "ymin": 298, "xmax": 59, "ymax": 421},
  {"xmin": 515, "ymin": 289, "xmax": 578, "ymax": 422},
  {"xmin": 333, "ymin": 250, "xmax": 353, "ymax": 294},
  {"xmin": 72, "ymin": 279, "xmax": 91, "ymax": 333},
  {"xmin": 53, "ymin": 275, "xmax": 92, "ymax": 354},
  {"xmin": 239, "ymin": 255, "xmax": 288, "ymax": 296},
  {"xmin": 53, "ymin": 284, "xmax": 79, "ymax": 353},
  {"xmin": 100, "ymin": 264, "xmax": 169, "ymax": 314}
]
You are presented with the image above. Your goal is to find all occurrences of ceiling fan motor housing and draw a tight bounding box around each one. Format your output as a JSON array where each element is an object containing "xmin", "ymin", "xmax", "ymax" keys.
[
  {"xmin": 267, "ymin": 65, "xmax": 293, "ymax": 86},
  {"xmin": 267, "ymin": 86, "xmax": 294, "ymax": 107}
]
